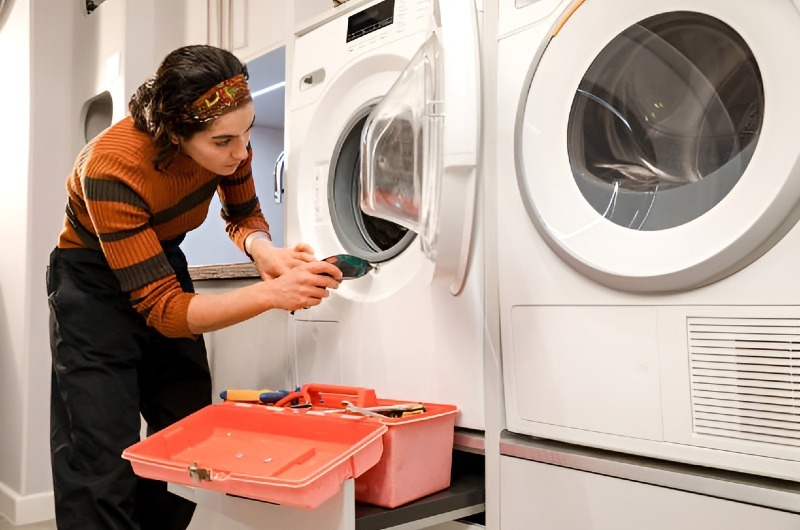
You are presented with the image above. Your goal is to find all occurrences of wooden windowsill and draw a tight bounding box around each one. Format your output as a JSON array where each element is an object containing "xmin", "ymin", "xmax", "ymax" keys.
[{"xmin": 188, "ymin": 263, "xmax": 260, "ymax": 281}]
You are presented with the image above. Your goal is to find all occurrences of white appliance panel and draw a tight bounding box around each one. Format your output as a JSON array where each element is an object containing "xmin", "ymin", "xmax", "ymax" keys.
[
  {"xmin": 500, "ymin": 457, "xmax": 800, "ymax": 530},
  {"xmin": 497, "ymin": 0, "xmax": 565, "ymax": 39},
  {"xmin": 497, "ymin": 0, "xmax": 800, "ymax": 478},
  {"xmin": 508, "ymin": 306, "xmax": 663, "ymax": 441}
]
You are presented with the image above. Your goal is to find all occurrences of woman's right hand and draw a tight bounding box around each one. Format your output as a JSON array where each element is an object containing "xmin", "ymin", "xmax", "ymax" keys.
[
  {"xmin": 262, "ymin": 259, "xmax": 342, "ymax": 312},
  {"xmin": 187, "ymin": 258, "xmax": 343, "ymax": 335},
  {"xmin": 251, "ymin": 239, "xmax": 317, "ymax": 281}
]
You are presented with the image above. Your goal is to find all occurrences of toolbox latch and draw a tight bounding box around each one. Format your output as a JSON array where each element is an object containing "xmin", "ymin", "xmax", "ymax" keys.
[{"xmin": 188, "ymin": 462, "xmax": 212, "ymax": 484}]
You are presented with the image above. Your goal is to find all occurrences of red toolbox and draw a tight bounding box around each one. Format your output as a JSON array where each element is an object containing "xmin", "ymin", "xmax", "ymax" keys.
[
  {"xmin": 282, "ymin": 384, "xmax": 459, "ymax": 509},
  {"xmin": 123, "ymin": 384, "xmax": 458, "ymax": 510},
  {"xmin": 122, "ymin": 401, "xmax": 387, "ymax": 510}
]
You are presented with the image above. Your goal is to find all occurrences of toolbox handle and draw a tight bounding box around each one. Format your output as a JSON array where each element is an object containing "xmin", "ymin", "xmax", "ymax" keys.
[
  {"xmin": 303, "ymin": 384, "xmax": 378, "ymax": 408},
  {"xmin": 272, "ymin": 388, "xmax": 312, "ymax": 408}
]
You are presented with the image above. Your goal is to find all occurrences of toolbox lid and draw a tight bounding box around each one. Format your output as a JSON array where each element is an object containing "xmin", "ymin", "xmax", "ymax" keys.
[{"xmin": 122, "ymin": 402, "xmax": 388, "ymax": 510}]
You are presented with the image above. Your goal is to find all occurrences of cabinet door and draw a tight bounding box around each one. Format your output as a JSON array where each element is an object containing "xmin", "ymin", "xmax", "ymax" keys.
[
  {"xmin": 293, "ymin": 0, "xmax": 332, "ymax": 27},
  {"xmin": 206, "ymin": 0, "xmax": 331, "ymax": 61},
  {"xmin": 189, "ymin": 0, "xmax": 210, "ymax": 46},
  {"xmin": 229, "ymin": 0, "xmax": 291, "ymax": 62},
  {"xmin": 152, "ymin": 1, "xmax": 209, "ymax": 49}
]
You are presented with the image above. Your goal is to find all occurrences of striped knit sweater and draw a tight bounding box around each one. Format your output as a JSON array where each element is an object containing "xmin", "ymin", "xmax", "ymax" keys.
[{"xmin": 58, "ymin": 116, "xmax": 270, "ymax": 339}]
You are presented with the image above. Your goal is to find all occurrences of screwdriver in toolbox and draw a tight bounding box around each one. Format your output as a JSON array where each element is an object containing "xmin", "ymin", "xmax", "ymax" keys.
[{"xmin": 219, "ymin": 389, "xmax": 290, "ymax": 403}]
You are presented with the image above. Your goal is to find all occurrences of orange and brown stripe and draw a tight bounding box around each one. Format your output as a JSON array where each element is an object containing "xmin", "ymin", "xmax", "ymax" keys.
[{"xmin": 57, "ymin": 116, "xmax": 269, "ymax": 338}]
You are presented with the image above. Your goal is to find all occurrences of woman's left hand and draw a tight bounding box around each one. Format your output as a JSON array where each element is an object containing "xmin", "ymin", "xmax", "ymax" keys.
[{"xmin": 251, "ymin": 240, "xmax": 316, "ymax": 280}]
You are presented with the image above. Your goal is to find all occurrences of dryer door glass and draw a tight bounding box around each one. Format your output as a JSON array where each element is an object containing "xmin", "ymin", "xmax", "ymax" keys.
[
  {"xmin": 360, "ymin": 33, "xmax": 444, "ymax": 258},
  {"xmin": 566, "ymin": 11, "xmax": 764, "ymax": 231}
]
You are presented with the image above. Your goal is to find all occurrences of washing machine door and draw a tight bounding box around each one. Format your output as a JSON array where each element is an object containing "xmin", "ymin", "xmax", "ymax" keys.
[
  {"xmin": 517, "ymin": 0, "xmax": 800, "ymax": 292},
  {"xmin": 360, "ymin": 3, "xmax": 480, "ymax": 294},
  {"xmin": 360, "ymin": 33, "xmax": 444, "ymax": 259}
]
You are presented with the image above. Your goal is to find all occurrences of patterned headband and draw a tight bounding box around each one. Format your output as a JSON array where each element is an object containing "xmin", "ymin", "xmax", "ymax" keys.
[{"xmin": 177, "ymin": 74, "xmax": 251, "ymax": 124}]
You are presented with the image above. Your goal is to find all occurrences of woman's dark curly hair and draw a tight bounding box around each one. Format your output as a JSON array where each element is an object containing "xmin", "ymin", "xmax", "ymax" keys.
[{"xmin": 129, "ymin": 45, "xmax": 249, "ymax": 169}]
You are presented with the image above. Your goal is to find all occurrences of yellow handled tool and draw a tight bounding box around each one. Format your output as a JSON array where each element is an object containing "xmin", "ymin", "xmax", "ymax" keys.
[
  {"xmin": 219, "ymin": 388, "xmax": 292, "ymax": 403},
  {"xmin": 220, "ymin": 389, "xmax": 272, "ymax": 402}
]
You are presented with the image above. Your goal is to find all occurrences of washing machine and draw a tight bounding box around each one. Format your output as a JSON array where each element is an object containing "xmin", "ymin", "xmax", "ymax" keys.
[
  {"xmin": 285, "ymin": 0, "xmax": 484, "ymax": 429},
  {"xmin": 496, "ymin": 0, "xmax": 800, "ymax": 479}
]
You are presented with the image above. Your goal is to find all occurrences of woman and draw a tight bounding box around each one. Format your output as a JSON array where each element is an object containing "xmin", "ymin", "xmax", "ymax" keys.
[{"xmin": 46, "ymin": 45, "xmax": 342, "ymax": 529}]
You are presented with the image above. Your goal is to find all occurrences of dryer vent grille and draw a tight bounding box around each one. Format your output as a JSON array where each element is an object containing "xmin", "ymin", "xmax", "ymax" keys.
[{"xmin": 688, "ymin": 317, "xmax": 799, "ymax": 448}]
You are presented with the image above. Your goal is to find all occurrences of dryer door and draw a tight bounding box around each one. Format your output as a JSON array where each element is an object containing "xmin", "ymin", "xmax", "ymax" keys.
[{"xmin": 517, "ymin": 0, "xmax": 800, "ymax": 292}]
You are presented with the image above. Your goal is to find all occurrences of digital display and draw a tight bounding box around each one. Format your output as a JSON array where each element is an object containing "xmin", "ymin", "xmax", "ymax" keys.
[{"xmin": 347, "ymin": 0, "xmax": 395, "ymax": 42}]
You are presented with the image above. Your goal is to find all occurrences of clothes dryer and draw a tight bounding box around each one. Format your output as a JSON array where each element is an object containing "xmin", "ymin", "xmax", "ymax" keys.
[
  {"xmin": 497, "ymin": 0, "xmax": 800, "ymax": 479},
  {"xmin": 285, "ymin": 0, "xmax": 483, "ymax": 429}
]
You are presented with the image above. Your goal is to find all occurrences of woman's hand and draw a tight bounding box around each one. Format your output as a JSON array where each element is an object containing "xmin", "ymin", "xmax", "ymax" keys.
[
  {"xmin": 250, "ymin": 237, "xmax": 316, "ymax": 280},
  {"xmin": 186, "ymin": 259, "xmax": 342, "ymax": 335},
  {"xmin": 261, "ymin": 260, "xmax": 343, "ymax": 312}
]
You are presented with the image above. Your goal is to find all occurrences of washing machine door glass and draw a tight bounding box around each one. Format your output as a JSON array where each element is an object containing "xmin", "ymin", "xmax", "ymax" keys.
[
  {"xmin": 565, "ymin": 11, "xmax": 763, "ymax": 231},
  {"xmin": 360, "ymin": 33, "xmax": 444, "ymax": 259}
]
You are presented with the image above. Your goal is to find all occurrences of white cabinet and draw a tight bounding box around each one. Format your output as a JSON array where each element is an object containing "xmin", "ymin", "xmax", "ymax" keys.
[
  {"xmin": 193, "ymin": 0, "xmax": 333, "ymax": 62},
  {"xmin": 208, "ymin": 0, "xmax": 290, "ymax": 62},
  {"xmin": 293, "ymin": 0, "xmax": 334, "ymax": 27},
  {"xmin": 193, "ymin": 279, "xmax": 292, "ymax": 399}
]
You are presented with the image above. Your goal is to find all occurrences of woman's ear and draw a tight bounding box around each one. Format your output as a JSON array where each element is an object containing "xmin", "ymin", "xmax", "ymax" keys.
[{"xmin": 170, "ymin": 133, "xmax": 179, "ymax": 145}]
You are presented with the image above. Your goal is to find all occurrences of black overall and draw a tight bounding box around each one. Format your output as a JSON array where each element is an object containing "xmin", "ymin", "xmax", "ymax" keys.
[{"xmin": 47, "ymin": 244, "xmax": 212, "ymax": 530}]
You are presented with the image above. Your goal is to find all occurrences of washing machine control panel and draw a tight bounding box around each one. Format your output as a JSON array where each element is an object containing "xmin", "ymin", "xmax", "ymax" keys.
[
  {"xmin": 346, "ymin": 0, "xmax": 433, "ymax": 51},
  {"xmin": 347, "ymin": 0, "xmax": 396, "ymax": 42}
]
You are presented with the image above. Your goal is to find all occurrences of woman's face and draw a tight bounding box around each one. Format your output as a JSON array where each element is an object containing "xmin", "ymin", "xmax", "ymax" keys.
[{"xmin": 179, "ymin": 101, "xmax": 255, "ymax": 175}]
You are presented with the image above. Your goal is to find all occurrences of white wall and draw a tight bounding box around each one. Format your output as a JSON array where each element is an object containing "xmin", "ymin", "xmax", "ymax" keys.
[
  {"xmin": 0, "ymin": 0, "xmax": 180, "ymax": 524},
  {"xmin": 0, "ymin": 0, "xmax": 78, "ymax": 523},
  {"xmin": 26, "ymin": 0, "xmax": 77, "ymax": 508},
  {"xmin": 0, "ymin": 0, "xmax": 33, "ymax": 519},
  {"xmin": 194, "ymin": 279, "xmax": 292, "ymax": 405}
]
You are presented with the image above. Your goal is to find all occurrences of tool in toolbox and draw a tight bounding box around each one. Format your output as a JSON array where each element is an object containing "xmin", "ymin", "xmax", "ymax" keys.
[
  {"xmin": 269, "ymin": 383, "xmax": 378, "ymax": 409},
  {"xmin": 328, "ymin": 400, "xmax": 426, "ymax": 418},
  {"xmin": 341, "ymin": 400, "xmax": 384, "ymax": 418},
  {"xmin": 219, "ymin": 388, "xmax": 290, "ymax": 403},
  {"xmin": 221, "ymin": 385, "xmax": 427, "ymax": 416},
  {"xmin": 358, "ymin": 402, "xmax": 426, "ymax": 418},
  {"xmin": 220, "ymin": 388, "xmax": 301, "ymax": 404}
]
